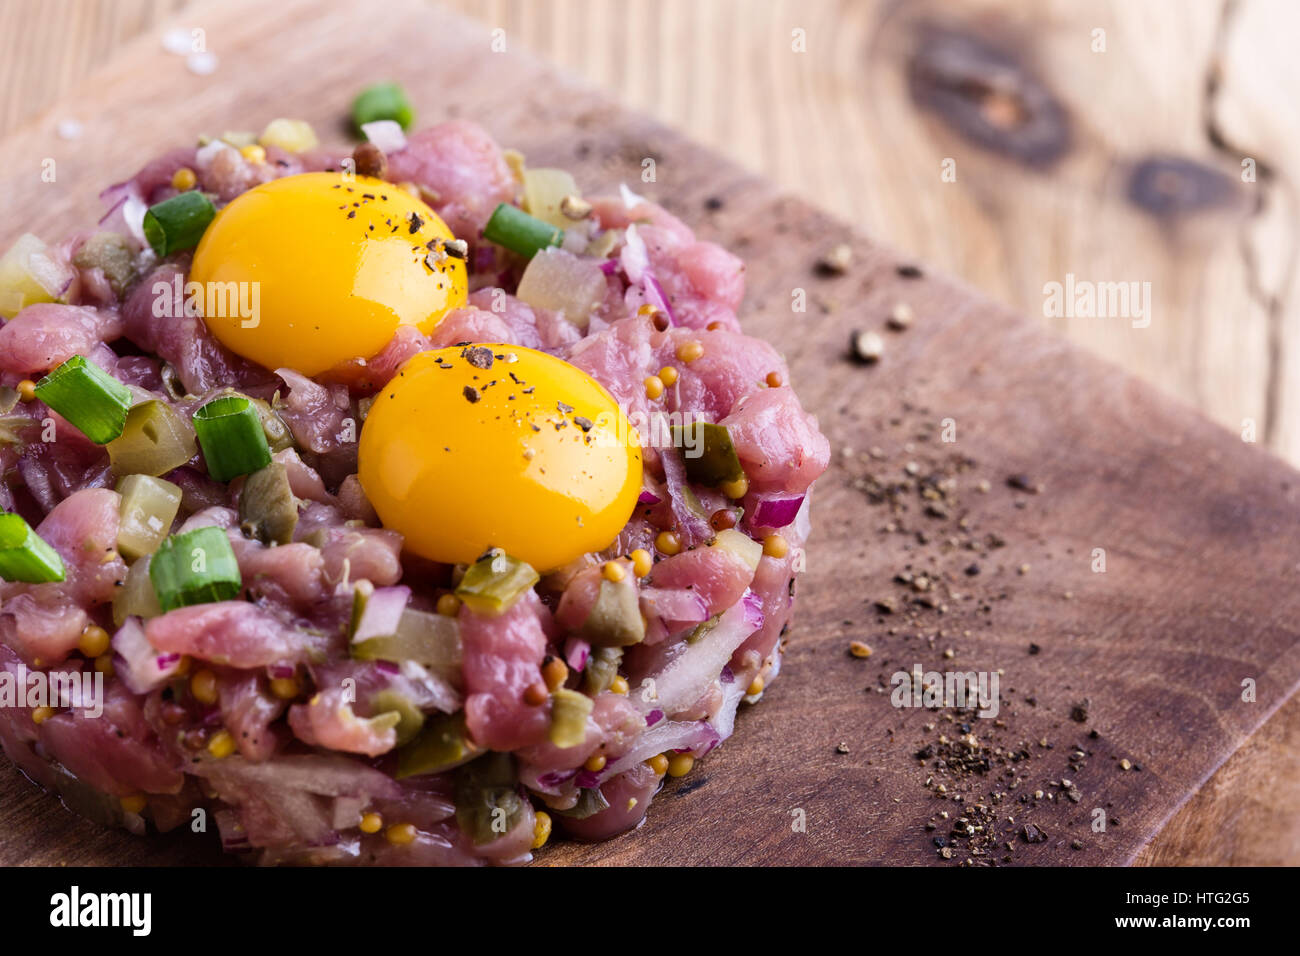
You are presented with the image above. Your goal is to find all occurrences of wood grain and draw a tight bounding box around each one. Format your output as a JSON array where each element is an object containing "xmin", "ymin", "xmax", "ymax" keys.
[{"xmin": 0, "ymin": 0, "xmax": 1296, "ymax": 866}]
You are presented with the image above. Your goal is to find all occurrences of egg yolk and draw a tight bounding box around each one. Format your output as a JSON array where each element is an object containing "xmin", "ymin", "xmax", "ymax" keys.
[
  {"xmin": 358, "ymin": 345, "xmax": 642, "ymax": 571},
  {"xmin": 190, "ymin": 171, "xmax": 467, "ymax": 376}
]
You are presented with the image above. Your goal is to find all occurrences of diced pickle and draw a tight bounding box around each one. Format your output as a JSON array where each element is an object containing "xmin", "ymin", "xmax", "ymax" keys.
[
  {"xmin": 72, "ymin": 233, "xmax": 138, "ymax": 298},
  {"xmin": 672, "ymin": 422, "xmax": 745, "ymax": 487},
  {"xmin": 352, "ymin": 608, "xmax": 462, "ymax": 681},
  {"xmin": 113, "ymin": 556, "xmax": 162, "ymax": 627},
  {"xmin": 548, "ymin": 688, "xmax": 593, "ymax": 748},
  {"xmin": 581, "ymin": 575, "xmax": 645, "ymax": 647},
  {"xmin": 247, "ymin": 397, "xmax": 295, "ymax": 453},
  {"xmin": 107, "ymin": 400, "xmax": 196, "ymax": 477},
  {"xmin": 552, "ymin": 787, "xmax": 610, "ymax": 820},
  {"xmin": 455, "ymin": 548, "xmax": 539, "ymax": 616},
  {"xmin": 370, "ymin": 690, "xmax": 426, "ymax": 747},
  {"xmin": 116, "ymin": 474, "xmax": 182, "ymax": 560},
  {"xmin": 454, "ymin": 753, "xmax": 526, "ymax": 845},
  {"xmin": 582, "ymin": 646, "xmax": 622, "ymax": 695},
  {"xmin": 396, "ymin": 712, "xmax": 483, "ymax": 778},
  {"xmin": 238, "ymin": 460, "xmax": 297, "ymax": 545},
  {"xmin": 711, "ymin": 528, "xmax": 762, "ymax": 573}
]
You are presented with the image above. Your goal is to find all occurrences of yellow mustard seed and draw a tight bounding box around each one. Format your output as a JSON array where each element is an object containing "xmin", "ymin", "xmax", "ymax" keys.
[
  {"xmin": 644, "ymin": 375, "xmax": 664, "ymax": 400},
  {"xmin": 171, "ymin": 167, "xmax": 197, "ymax": 191},
  {"xmin": 602, "ymin": 560, "xmax": 626, "ymax": 583},
  {"xmin": 386, "ymin": 822, "xmax": 417, "ymax": 845},
  {"xmin": 584, "ymin": 753, "xmax": 607, "ymax": 773},
  {"xmin": 120, "ymin": 794, "xmax": 147, "ymax": 815},
  {"xmin": 359, "ymin": 812, "xmax": 384, "ymax": 834},
  {"xmin": 191, "ymin": 669, "xmax": 219, "ymax": 705},
  {"xmin": 630, "ymin": 549, "xmax": 653, "ymax": 578},
  {"xmin": 720, "ymin": 476, "xmax": 749, "ymax": 500},
  {"xmin": 646, "ymin": 753, "xmax": 670, "ymax": 776},
  {"xmin": 667, "ymin": 753, "xmax": 695, "ymax": 777},
  {"xmin": 31, "ymin": 706, "xmax": 56, "ymax": 725},
  {"xmin": 207, "ymin": 729, "xmax": 237, "ymax": 759},
  {"xmin": 270, "ymin": 677, "xmax": 301, "ymax": 700},
  {"xmin": 763, "ymin": 533, "xmax": 790, "ymax": 559},
  {"xmin": 658, "ymin": 366, "xmax": 679, "ymax": 386},
  {"xmin": 239, "ymin": 144, "xmax": 266, "ymax": 164},
  {"xmin": 532, "ymin": 811, "xmax": 552, "ymax": 850},
  {"xmin": 676, "ymin": 341, "xmax": 704, "ymax": 364},
  {"xmin": 609, "ymin": 675, "xmax": 630, "ymax": 696},
  {"xmin": 436, "ymin": 593, "xmax": 461, "ymax": 617},
  {"xmin": 655, "ymin": 531, "xmax": 682, "ymax": 556},
  {"xmin": 78, "ymin": 624, "xmax": 110, "ymax": 659}
]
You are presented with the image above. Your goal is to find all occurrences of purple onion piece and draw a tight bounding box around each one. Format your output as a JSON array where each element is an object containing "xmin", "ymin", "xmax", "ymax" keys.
[
  {"xmin": 565, "ymin": 637, "xmax": 590, "ymax": 673},
  {"xmin": 751, "ymin": 493, "xmax": 806, "ymax": 529},
  {"xmin": 645, "ymin": 709, "xmax": 664, "ymax": 726}
]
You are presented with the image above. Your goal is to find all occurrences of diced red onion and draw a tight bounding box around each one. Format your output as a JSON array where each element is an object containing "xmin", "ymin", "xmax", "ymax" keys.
[
  {"xmin": 751, "ymin": 493, "xmax": 805, "ymax": 529},
  {"xmin": 112, "ymin": 617, "xmax": 182, "ymax": 694},
  {"xmin": 645, "ymin": 709, "xmax": 664, "ymax": 726},
  {"xmin": 372, "ymin": 659, "xmax": 401, "ymax": 676},
  {"xmin": 270, "ymin": 664, "xmax": 296, "ymax": 680},
  {"xmin": 658, "ymin": 444, "xmax": 713, "ymax": 547},
  {"xmin": 720, "ymin": 665, "xmax": 735, "ymax": 685},
  {"xmin": 575, "ymin": 770, "xmax": 601, "ymax": 789},
  {"xmin": 360, "ymin": 120, "xmax": 407, "ymax": 153},
  {"xmin": 598, "ymin": 257, "xmax": 620, "ymax": 275},
  {"xmin": 536, "ymin": 768, "xmax": 578, "ymax": 789},
  {"xmin": 637, "ymin": 489, "xmax": 662, "ymax": 505},
  {"xmin": 351, "ymin": 585, "xmax": 410, "ymax": 643},
  {"xmin": 639, "ymin": 587, "xmax": 709, "ymax": 625},
  {"xmin": 638, "ymin": 599, "xmax": 760, "ymax": 717},
  {"xmin": 601, "ymin": 719, "xmax": 718, "ymax": 782},
  {"xmin": 564, "ymin": 637, "xmax": 590, "ymax": 672},
  {"xmin": 742, "ymin": 589, "xmax": 764, "ymax": 630},
  {"xmin": 643, "ymin": 274, "xmax": 675, "ymax": 325},
  {"xmin": 620, "ymin": 224, "xmax": 649, "ymax": 284}
]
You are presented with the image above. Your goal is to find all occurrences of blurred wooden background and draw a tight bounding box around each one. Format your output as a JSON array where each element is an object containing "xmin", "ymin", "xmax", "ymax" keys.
[{"xmin": 0, "ymin": 0, "xmax": 1296, "ymax": 865}]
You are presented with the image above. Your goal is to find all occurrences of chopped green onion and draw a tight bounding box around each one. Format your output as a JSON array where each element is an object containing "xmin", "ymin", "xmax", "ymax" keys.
[
  {"xmin": 455, "ymin": 548, "xmax": 539, "ymax": 615},
  {"xmin": 352, "ymin": 82, "xmax": 415, "ymax": 132},
  {"xmin": 454, "ymin": 753, "xmax": 526, "ymax": 845},
  {"xmin": 192, "ymin": 395, "xmax": 272, "ymax": 482},
  {"xmin": 107, "ymin": 400, "xmax": 196, "ymax": 477},
  {"xmin": 148, "ymin": 526, "xmax": 241, "ymax": 612},
  {"xmin": 142, "ymin": 190, "xmax": 216, "ymax": 257},
  {"xmin": 548, "ymin": 688, "xmax": 594, "ymax": 748},
  {"xmin": 116, "ymin": 474, "xmax": 183, "ymax": 560},
  {"xmin": 672, "ymin": 421, "xmax": 745, "ymax": 487},
  {"xmin": 0, "ymin": 513, "xmax": 65, "ymax": 583},
  {"xmin": 33, "ymin": 355, "xmax": 132, "ymax": 444},
  {"xmin": 483, "ymin": 203, "xmax": 564, "ymax": 259}
]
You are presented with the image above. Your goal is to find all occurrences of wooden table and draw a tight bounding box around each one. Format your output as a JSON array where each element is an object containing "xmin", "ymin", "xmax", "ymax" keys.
[{"xmin": 0, "ymin": 0, "xmax": 1295, "ymax": 865}]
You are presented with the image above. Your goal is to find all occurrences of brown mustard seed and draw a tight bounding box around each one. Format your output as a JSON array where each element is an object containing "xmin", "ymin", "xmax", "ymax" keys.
[
  {"xmin": 523, "ymin": 681, "xmax": 549, "ymax": 706},
  {"xmin": 710, "ymin": 508, "xmax": 738, "ymax": 531},
  {"xmin": 352, "ymin": 141, "xmax": 387, "ymax": 179},
  {"xmin": 765, "ymin": 371, "xmax": 783, "ymax": 388}
]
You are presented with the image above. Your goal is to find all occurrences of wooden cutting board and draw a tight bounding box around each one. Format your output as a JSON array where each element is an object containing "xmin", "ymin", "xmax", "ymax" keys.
[{"xmin": 1, "ymin": 0, "xmax": 1297, "ymax": 867}]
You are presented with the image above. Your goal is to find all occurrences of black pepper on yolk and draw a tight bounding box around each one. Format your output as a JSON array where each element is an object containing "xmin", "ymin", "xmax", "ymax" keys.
[
  {"xmin": 190, "ymin": 171, "xmax": 467, "ymax": 376},
  {"xmin": 358, "ymin": 345, "xmax": 643, "ymax": 571}
]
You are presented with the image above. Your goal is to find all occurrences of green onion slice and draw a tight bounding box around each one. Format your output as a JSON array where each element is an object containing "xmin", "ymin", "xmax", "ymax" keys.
[
  {"xmin": 483, "ymin": 203, "xmax": 564, "ymax": 259},
  {"xmin": 148, "ymin": 525, "xmax": 241, "ymax": 613},
  {"xmin": 142, "ymin": 191, "xmax": 216, "ymax": 257},
  {"xmin": 192, "ymin": 395, "xmax": 272, "ymax": 482},
  {"xmin": 0, "ymin": 513, "xmax": 65, "ymax": 583},
  {"xmin": 33, "ymin": 355, "xmax": 132, "ymax": 444},
  {"xmin": 352, "ymin": 82, "xmax": 415, "ymax": 131}
]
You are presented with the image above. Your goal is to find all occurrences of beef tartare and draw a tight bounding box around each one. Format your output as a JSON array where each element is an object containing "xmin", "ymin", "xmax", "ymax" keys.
[{"xmin": 0, "ymin": 108, "xmax": 829, "ymax": 865}]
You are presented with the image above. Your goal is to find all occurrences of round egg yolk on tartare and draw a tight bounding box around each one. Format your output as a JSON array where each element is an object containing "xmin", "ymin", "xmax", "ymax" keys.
[
  {"xmin": 190, "ymin": 171, "xmax": 467, "ymax": 376},
  {"xmin": 358, "ymin": 345, "xmax": 643, "ymax": 571}
]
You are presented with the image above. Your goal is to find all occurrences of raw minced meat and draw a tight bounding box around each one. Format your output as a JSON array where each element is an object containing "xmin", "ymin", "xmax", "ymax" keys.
[{"xmin": 0, "ymin": 118, "xmax": 828, "ymax": 865}]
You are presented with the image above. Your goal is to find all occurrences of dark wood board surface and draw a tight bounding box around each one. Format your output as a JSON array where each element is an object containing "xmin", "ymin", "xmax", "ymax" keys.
[{"xmin": 0, "ymin": 0, "xmax": 1297, "ymax": 866}]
